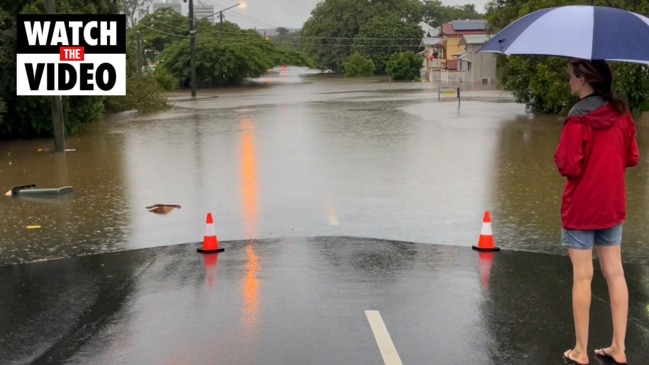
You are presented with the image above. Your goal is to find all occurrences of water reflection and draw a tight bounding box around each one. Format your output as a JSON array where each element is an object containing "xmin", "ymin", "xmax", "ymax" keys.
[
  {"xmin": 242, "ymin": 244, "xmax": 260, "ymax": 334},
  {"xmin": 239, "ymin": 114, "xmax": 261, "ymax": 338},
  {"xmin": 477, "ymin": 251, "xmax": 494, "ymax": 290},
  {"xmin": 240, "ymin": 116, "xmax": 259, "ymax": 239},
  {"xmin": 203, "ymin": 252, "xmax": 219, "ymax": 288}
]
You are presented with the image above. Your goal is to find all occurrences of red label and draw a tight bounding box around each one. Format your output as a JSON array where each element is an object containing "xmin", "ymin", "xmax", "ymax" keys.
[{"xmin": 59, "ymin": 47, "xmax": 85, "ymax": 61}]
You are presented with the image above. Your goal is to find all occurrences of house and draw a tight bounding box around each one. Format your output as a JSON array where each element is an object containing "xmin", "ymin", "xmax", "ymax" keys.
[
  {"xmin": 457, "ymin": 34, "xmax": 498, "ymax": 84},
  {"xmin": 440, "ymin": 20, "xmax": 488, "ymax": 70},
  {"xmin": 420, "ymin": 19, "xmax": 498, "ymax": 84},
  {"xmin": 417, "ymin": 22, "xmax": 442, "ymax": 82}
]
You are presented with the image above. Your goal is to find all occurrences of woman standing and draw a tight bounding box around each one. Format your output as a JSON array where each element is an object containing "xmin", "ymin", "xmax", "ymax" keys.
[{"xmin": 555, "ymin": 59, "xmax": 639, "ymax": 365}]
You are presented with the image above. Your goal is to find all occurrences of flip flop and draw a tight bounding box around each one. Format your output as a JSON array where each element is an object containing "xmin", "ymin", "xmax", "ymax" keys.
[
  {"xmin": 563, "ymin": 349, "xmax": 589, "ymax": 365},
  {"xmin": 594, "ymin": 348, "xmax": 628, "ymax": 365}
]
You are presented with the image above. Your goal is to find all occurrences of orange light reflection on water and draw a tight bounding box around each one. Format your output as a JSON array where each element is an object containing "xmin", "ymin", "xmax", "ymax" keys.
[{"xmin": 239, "ymin": 116, "xmax": 260, "ymax": 334}]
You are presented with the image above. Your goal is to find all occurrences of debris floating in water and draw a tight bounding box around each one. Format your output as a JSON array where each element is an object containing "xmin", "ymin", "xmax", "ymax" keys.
[
  {"xmin": 26, "ymin": 225, "xmax": 41, "ymax": 229},
  {"xmin": 146, "ymin": 204, "xmax": 182, "ymax": 215}
]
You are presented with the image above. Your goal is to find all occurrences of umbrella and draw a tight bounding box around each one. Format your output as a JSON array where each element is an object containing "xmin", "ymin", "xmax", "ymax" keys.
[{"xmin": 478, "ymin": 5, "xmax": 649, "ymax": 64}]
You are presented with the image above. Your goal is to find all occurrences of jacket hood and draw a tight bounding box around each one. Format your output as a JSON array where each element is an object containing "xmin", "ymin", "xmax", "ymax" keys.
[{"xmin": 568, "ymin": 94, "xmax": 619, "ymax": 129}]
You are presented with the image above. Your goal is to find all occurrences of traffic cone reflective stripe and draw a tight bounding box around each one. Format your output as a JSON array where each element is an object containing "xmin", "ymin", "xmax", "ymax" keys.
[
  {"xmin": 198, "ymin": 212, "xmax": 224, "ymax": 253},
  {"xmin": 472, "ymin": 210, "xmax": 500, "ymax": 252},
  {"xmin": 480, "ymin": 219, "xmax": 492, "ymax": 236},
  {"xmin": 205, "ymin": 214, "xmax": 215, "ymax": 237}
]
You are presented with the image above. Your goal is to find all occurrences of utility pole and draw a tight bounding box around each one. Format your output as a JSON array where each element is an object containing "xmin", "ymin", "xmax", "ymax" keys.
[
  {"xmin": 136, "ymin": 31, "xmax": 143, "ymax": 74},
  {"xmin": 46, "ymin": 0, "xmax": 65, "ymax": 152},
  {"xmin": 219, "ymin": 11, "xmax": 224, "ymax": 25},
  {"xmin": 185, "ymin": 0, "xmax": 197, "ymax": 97}
]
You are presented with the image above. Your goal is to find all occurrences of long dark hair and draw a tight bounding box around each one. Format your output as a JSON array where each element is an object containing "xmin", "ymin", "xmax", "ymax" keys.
[{"xmin": 569, "ymin": 59, "xmax": 628, "ymax": 115}]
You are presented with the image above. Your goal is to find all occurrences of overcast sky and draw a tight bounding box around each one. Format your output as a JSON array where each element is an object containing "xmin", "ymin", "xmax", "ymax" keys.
[{"xmin": 179, "ymin": 0, "xmax": 490, "ymax": 30}]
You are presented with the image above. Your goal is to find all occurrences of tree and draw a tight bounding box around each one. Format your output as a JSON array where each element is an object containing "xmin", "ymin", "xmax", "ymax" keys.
[
  {"xmin": 123, "ymin": 0, "xmax": 153, "ymax": 28},
  {"xmin": 301, "ymin": 0, "xmax": 422, "ymax": 73},
  {"xmin": 343, "ymin": 53, "xmax": 375, "ymax": 77},
  {"xmin": 104, "ymin": 27, "xmax": 170, "ymax": 113},
  {"xmin": 159, "ymin": 24, "xmax": 314, "ymax": 87},
  {"xmin": 269, "ymin": 28, "xmax": 303, "ymax": 51},
  {"xmin": 485, "ymin": 0, "xmax": 649, "ymax": 114},
  {"xmin": 421, "ymin": 1, "xmax": 483, "ymax": 28},
  {"xmin": 276, "ymin": 27, "xmax": 290, "ymax": 36},
  {"xmin": 386, "ymin": 51, "xmax": 421, "ymax": 81},
  {"xmin": 131, "ymin": 8, "xmax": 191, "ymax": 65},
  {"xmin": 352, "ymin": 15, "xmax": 421, "ymax": 75},
  {"xmin": 271, "ymin": 46, "xmax": 316, "ymax": 68}
]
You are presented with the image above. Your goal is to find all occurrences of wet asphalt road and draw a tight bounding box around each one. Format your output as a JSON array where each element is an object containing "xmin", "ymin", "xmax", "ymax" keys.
[{"xmin": 1, "ymin": 237, "xmax": 647, "ymax": 365}]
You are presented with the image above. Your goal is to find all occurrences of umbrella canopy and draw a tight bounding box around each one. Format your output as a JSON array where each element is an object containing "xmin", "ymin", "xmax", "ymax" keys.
[{"xmin": 478, "ymin": 5, "xmax": 649, "ymax": 64}]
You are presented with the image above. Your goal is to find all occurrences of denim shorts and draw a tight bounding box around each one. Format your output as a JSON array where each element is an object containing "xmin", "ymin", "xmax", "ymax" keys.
[{"xmin": 561, "ymin": 224, "xmax": 623, "ymax": 250}]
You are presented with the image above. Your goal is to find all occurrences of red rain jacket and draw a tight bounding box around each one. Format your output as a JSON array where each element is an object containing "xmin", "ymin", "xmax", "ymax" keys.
[{"xmin": 554, "ymin": 103, "xmax": 639, "ymax": 230}]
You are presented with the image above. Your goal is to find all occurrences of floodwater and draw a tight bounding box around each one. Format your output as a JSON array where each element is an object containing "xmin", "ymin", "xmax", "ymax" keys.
[{"xmin": 2, "ymin": 67, "xmax": 649, "ymax": 266}]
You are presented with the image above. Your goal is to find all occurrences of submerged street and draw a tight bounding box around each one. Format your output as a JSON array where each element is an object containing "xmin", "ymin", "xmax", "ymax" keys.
[
  {"xmin": 2, "ymin": 71, "xmax": 649, "ymax": 265},
  {"xmin": 1, "ymin": 69, "xmax": 648, "ymax": 364}
]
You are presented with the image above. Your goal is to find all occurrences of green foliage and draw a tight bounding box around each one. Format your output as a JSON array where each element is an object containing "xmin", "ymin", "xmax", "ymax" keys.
[
  {"xmin": 134, "ymin": 10, "xmax": 314, "ymax": 89},
  {"xmin": 270, "ymin": 46, "xmax": 316, "ymax": 69},
  {"xmin": 352, "ymin": 15, "xmax": 421, "ymax": 75},
  {"xmin": 2, "ymin": 84, "xmax": 105, "ymax": 138},
  {"xmin": 160, "ymin": 35, "xmax": 271, "ymax": 87},
  {"xmin": 106, "ymin": 29, "xmax": 172, "ymax": 109},
  {"xmin": 386, "ymin": 51, "xmax": 422, "ymax": 81},
  {"xmin": 613, "ymin": 63, "xmax": 649, "ymax": 114},
  {"xmin": 154, "ymin": 66, "xmax": 177, "ymax": 91},
  {"xmin": 104, "ymin": 73, "xmax": 169, "ymax": 113},
  {"xmin": 343, "ymin": 53, "xmax": 375, "ymax": 77},
  {"xmin": 496, "ymin": 56, "xmax": 573, "ymax": 114},
  {"xmin": 486, "ymin": 0, "xmax": 649, "ymax": 114},
  {"xmin": 422, "ymin": 1, "xmax": 484, "ymax": 28},
  {"xmin": 123, "ymin": 0, "xmax": 152, "ymax": 28},
  {"xmin": 132, "ymin": 8, "xmax": 190, "ymax": 60},
  {"xmin": 301, "ymin": 0, "xmax": 422, "ymax": 73}
]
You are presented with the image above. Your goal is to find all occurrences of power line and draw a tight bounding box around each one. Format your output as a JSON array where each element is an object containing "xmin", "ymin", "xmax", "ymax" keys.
[
  {"xmin": 182, "ymin": 28, "xmax": 425, "ymax": 40},
  {"xmin": 221, "ymin": 11, "xmax": 277, "ymax": 29},
  {"xmin": 275, "ymin": 35, "xmax": 424, "ymax": 40},
  {"xmin": 267, "ymin": 42, "xmax": 422, "ymax": 48},
  {"xmin": 140, "ymin": 24, "xmax": 192, "ymax": 38},
  {"xmin": 150, "ymin": 18, "xmax": 187, "ymax": 31},
  {"xmin": 202, "ymin": 0, "xmax": 279, "ymax": 28},
  {"xmin": 224, "ymin": 11, "xmax": 278, "ymax": 29}
]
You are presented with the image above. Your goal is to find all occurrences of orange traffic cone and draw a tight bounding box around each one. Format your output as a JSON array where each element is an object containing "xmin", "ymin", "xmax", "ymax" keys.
[
  {"xmin": 472, "ymin": 210, "xmax": 500, "ymax": 252},
  {"xmin": 197, "ymin": 213, "xmax": 224, "ymax": 253}
]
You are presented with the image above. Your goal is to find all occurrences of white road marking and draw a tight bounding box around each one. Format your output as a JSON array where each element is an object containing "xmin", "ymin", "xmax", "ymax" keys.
[{"xmin": 365, "ymin": 310, "xmax": 403, "ymax": 365}]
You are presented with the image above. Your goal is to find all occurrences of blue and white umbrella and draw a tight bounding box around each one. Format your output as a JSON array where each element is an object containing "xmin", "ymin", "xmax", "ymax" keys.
[{"xmin": 479, "ymin": 5, "xmax": 649, "ymax": 64}]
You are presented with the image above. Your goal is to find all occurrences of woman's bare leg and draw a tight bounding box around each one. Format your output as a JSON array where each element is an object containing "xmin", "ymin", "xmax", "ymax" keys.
[
  {"xmin": 565, "ymin": 248, "xmax": 593, "ymax": 364},
  {"xmin": 594, "ymin": 245, "xmax": 628, "ymax": 363}
]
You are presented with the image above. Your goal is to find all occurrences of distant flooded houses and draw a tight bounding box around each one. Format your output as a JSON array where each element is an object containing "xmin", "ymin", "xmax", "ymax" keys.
[{"xmin": 419, "ymin": 19, "xmax": 497, "ymax": 84}]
